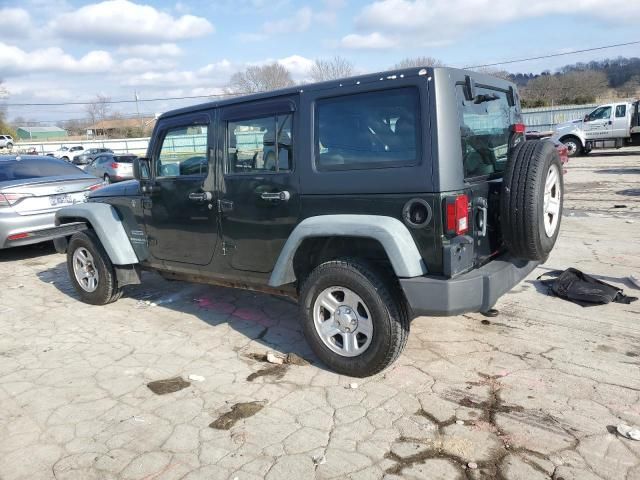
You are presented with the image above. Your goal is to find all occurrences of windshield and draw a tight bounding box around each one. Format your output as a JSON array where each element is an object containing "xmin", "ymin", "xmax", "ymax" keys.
[
  {"xmin": 456, "ymin": 85, "xmax": 520, "ymax": 178},
  {"xmin": 0, "ymin": 158, "xmax": 85, "ymax": 181}
]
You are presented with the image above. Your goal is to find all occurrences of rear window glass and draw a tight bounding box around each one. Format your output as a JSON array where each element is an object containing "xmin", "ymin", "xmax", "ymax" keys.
[
  {"xmin": 316, "ymin": 87, "xmax": 420, "ymax": 171},
  {"xmin": 456, "ymin": 85, "xmax": 519, "ymax": 178},
  {"xmin": 114, "ymin": 155, "xmax": 136, "ymax": 163},
  {"xmin": 0, "ymin": 158, "xmax": 84, "ymax": 181}
]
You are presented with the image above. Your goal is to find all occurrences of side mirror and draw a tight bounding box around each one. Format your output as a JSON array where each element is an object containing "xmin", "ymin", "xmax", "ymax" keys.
[
  {"xmin": 464, "ymin": 75, "xmax": 476, "ymax": 101},
  {"xmin": 133, "ymin": 157, "xmax": 151, "ymax": 181},
  {"xmin": 583, "ymin": 115, "xmax": 590, "ymax": 122}
]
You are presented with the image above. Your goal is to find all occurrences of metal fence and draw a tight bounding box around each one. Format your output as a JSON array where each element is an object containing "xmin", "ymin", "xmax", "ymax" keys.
[
  {"xmin": 521, "ymin": 104, "xmax": 597, "ymax": 133},
  {"xmin": 13, "ymin": 137, "xmax": 151, "ymax": 155}
]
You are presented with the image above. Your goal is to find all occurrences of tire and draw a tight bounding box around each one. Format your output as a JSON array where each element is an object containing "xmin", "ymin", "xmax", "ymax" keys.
[
  {"xmin": 299, "ymin": 258, "xmax": 409, "ymax": 377},
  {"xmin": 6, "ymin": 142, "xmax": 12, "ymax": 149},
  {"xmin": 501, "ymin": 140, "xmax": 564, "ymax": 261},
  {"xmin": 62, "ymin": 156, "xmax": 69, "ymax": 161},
  {"xmin": 67, "ymin": 230, "xmax": 122, "ymax": 305},
  {"xmin": 560, "ymin": 136, "xmax": 582, "ymax": 157},
  {"xmin": 104, "ymin": 174, "xmax": 111, "ymax": 184}
]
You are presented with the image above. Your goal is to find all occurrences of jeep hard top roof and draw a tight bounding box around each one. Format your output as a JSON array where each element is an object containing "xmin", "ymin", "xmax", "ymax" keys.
[{"xmin": 158, "ymin": 66, "xmax": 518, "ymax": 121}]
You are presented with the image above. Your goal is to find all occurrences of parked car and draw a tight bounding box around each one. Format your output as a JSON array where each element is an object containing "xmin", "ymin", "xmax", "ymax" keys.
[
  {"xmin": 84, "ymin": 153, "xmax": 137, "ymax": 183},
  {"xmin": 46, "ymin": 145, "xmax": 84, "ymax": 161},
  {"xmin": 0, "ymin": 135, "xmax": 14, "ymax": 149},
  {"xmin": 72, "ymin": 148, "xmax": 114, "ymax": 166},
  {"xmin": 551, "ymin": 100, "xmax": 640, "ymax": 156},
  {"xmin": 0, "ymin": 155, "xmax": 102, "ymax": 249},
  {"xmin": 52, "ymin": 67, "xmax": 564, "ymax": 377}
]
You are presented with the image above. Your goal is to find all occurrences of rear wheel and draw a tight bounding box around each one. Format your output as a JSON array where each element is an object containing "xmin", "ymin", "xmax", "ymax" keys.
[
  {"xmin": 561, "ymin": 136, "xmax": 582, "ymax": 157},
  {"xmin": 67, "ymin": 231, "xmax": 122, "ymax": 305},
  {"xmin": 299, "ymin": 259, "xmax": 409, "ymax": 377}
]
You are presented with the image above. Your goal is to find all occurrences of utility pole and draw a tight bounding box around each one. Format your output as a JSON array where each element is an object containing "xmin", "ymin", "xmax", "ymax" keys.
[{"xmin": 135, "ymin": 90, "xmax": 143, "ymax": 135}]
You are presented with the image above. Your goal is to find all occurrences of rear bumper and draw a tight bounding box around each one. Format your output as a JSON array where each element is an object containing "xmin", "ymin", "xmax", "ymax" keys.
[
  {"xmin": 399, "ymin": 255, "xmax": 539, "ymax": 317},
  {"xmin": 0, "ymin": 211, "xmax": 86, "ymax": 249}
]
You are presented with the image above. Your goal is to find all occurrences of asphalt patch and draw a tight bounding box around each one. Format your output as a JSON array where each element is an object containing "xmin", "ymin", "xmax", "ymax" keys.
[
  {"xmin": 209, "ymin": 401, "xmax": 266, "ymax": 430},
  {"xmin": 247, "ymin": 364, "xmax": 289, "ymax": 382},
  {"xmin": 147, "ymin": 377, "xmax": 191, "ymax": 395}
]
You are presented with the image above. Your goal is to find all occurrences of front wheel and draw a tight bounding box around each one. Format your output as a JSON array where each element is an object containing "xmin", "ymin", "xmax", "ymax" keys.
[
  {"xmin": 299, "ymin": 259, "xmax": 409, "ymax": 377},
  {"xmin": 561, "ymin": 137, "xmax": 582, "ymax": 157},
  {"xmin": 104, "ymin": 174, "xmax": 111, "ymax": 184},
  {"xmin": 67, "ymin": 231, "xmax": 122, "ymax": 305}
]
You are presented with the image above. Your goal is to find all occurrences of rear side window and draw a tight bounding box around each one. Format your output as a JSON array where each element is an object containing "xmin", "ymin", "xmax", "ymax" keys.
[
  {"xmin": 456, "ymin": 85, "xmax": 519, "ymax": 178},
  {"xmin": 315, "ymin": 87, "xmax": 420, "ymax": 171},
  {"xmin": 0, "ymin": 159, "xmax": 83, "ymax": 181}
]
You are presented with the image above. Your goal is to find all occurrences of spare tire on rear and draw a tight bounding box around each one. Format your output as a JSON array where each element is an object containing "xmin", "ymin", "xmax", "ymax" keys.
[{"xmin": 501, "ymin": 140, "xmax": 563, "ymax": 261}]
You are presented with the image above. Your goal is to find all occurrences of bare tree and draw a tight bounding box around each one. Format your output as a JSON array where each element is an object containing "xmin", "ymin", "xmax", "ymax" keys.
[
  {"xmin": 521, "ymin": 70, "xmax": 608, "ymax": 107},
  {"xmin": 310, "ymin": 56, "xmax": 354, "ymax": 82},
  {"xmin": 393, "ymin": 56, "xmax": 444, "ymax": 69},
  {"xmin": 473, "ymin": 67, "xmax": 512, "ymax": 81},
  {"xmin": 85, "ymin": 94, "xmax": 111, "ymax": 126},
  {"xmin": 227, "ymin": 63, "xmax": 294, "ymax": 94}
]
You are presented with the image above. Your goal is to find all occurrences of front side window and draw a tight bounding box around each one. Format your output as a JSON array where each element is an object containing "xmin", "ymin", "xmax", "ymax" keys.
[
  {"xmin": 226, "ymin": 113, "xmax": 293, "ymax": 174},
  {"xmin": 316, "ymin": 87, "xmax": 420, "ymax": 171},
  {"xmin": 588, "ymin": 106, "xmax": 612, "ymax": 121},
  {"xmin": 616, "ymin": 105, "xmax": 627, "ymax": 118},
  {"xmin": 157, "ymin": 124, "xmax": 208, "ymax": 177},
  {"xmin": 456, "ymin": 84, "xmax": 519, "ymax": 178}
]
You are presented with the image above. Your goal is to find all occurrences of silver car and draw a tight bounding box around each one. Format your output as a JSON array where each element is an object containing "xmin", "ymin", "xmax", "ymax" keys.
[
  {"xmin": 85, "ymin": 153, "xmax": 136, "ymax": 183},
  {"xmin": 0, "ymin": 155, "xmax": 102, "ymax": 249}
]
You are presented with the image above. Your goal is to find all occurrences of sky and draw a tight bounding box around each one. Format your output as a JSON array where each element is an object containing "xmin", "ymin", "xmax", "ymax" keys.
[{"xmin": 1, "ymin": 0, "xmax": 639, "ymax": 124}]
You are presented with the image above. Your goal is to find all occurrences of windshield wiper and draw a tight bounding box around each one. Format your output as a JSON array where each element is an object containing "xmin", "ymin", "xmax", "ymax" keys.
[{"xmin": 474, "ymin": 93, "xmax": 499, "ymax": 104}]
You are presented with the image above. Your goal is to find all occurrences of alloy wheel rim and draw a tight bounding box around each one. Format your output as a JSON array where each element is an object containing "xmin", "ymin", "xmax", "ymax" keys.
[
  {"xmin": 72, "ymin": 247, "xmax": 99, "ymax": 292},
  {"xmin": 564, "ymin": 141, "xmax": 577, "ymax": 155},
  {"xmin": 313, "ymin": 286, "xmax": 373, "ymax": 357},
  {"xmin": 543, "ymin": 164, "xmax": 561, "ymax": 237}
]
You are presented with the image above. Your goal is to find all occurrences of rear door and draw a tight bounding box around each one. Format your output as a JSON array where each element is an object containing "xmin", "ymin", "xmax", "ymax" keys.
[
  {"xmin": 217, "ymin": 98, "xmax": 300, "ymax": 274},
  {"xmin": 612, "ymin": 103, "xmax": 630, "ymax": 138},
  {"xmin": 455, "ymin": 83, "xmax": 522, "ymax": 265}
]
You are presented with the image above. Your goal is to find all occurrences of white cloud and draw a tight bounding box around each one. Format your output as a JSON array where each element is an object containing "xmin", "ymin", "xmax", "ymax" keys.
[
  {"xmin": 124, "ymin": 59, "xmax": 235, "ymax": 87},
  {"xmin": 0, "ymin": 8, "xmax": 33, "ymax": 38},
  {"xmin": 49, "ymin": 0, "xmax": 214, "ymax": 44},
  {"xmin": 341, "ymin": 32, "xmax": 396, "ymax": 50},
  {"xmin": 0, "ymin": 42, "xmax": 114, "ymax": 76},
  {"xmin": 116, "ymin": 43, "xmax": 183, "ymax": 58},
  {"xmin": 263, "ymin": 7, "xmax": 313, "ymax": 35},
  {"xmin": 119, "ymin": 58, "xmax": 176, "ymax": 72},
  {"xmin": 278, "ymin": 55, "xmax": 315, "ymax": 81},
  {"xmin": 346, "ymin": 0, "xmax": 640, "ymax": 49}
]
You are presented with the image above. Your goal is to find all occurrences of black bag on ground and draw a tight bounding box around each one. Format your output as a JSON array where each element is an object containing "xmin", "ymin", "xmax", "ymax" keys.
[{"xmin": 538, "ymin": 268, "xmax": 637, "ymax": 306}]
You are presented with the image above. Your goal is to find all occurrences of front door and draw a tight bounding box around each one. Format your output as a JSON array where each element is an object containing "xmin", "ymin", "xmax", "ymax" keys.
[
  {"xmin": 218, "ymin": 99, "xmax": 300, "ymax": 275},
  {"xmin": 583, "ymin": 105, "xmax": 613, "ymax": 140},
  {"xmin": 142, "ymin": 113, "xmax": 218, "ymax": 266}
]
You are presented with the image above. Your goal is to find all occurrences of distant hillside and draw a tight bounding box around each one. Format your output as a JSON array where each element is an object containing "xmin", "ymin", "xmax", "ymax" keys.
[{"xmin": 510, "ymin": 56, "xmax": 640, "ymax": 107}]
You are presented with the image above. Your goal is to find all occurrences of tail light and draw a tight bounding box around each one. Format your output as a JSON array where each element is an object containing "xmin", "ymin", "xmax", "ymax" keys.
[
  {"xmin": 511, "ymin": 123, "xmax": 526, "ymax": 134},
  {"xmin": 8, "ymin": 232, "xmax": 32, "ymax": 241},
  {"xmin": 86, "ymin": 183, "xmax": 103, "ymax": 191},
  {"xmin": 110, "ymin": 162, "xmax": 119, "ymax": 169},
  {"xmin": 445, "ymin": 194, "xmax": 469, "ymax": 235},
  {"xmin": 0, "ymin": 192, "xmax": 33, "ymax": 207}
]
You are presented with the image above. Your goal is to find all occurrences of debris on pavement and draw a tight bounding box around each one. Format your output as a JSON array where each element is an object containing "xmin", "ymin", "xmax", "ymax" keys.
[
  {"xmin": 348, "ymin": 382, "xmax": 359, "ymax": 389},
  {"xmin": 456, "ymin": 420, "xmax": 465, "ymax": 425},
  {"xmin": 209, "ymin": 401, "xmax": 266, "ymax": 430},
  {"xmin": 538, "ymin": 268, "xmax": 638, "ymax": 306},
  {"xmin": 188, "ymin": 374, "xmax": 205, "ymax": 382},
  {"xmin": 468, "ymin": 462, "xmax": 478, "ymax": 469},
  {"xmin": 284, "ymin": 352, "xmax": 310, "ymax": 366},
  {"xmin": 630, "ymin": 275, "xmax": 640, "ymax": 289},
  {"xmin": 617, "ymin": 424, "xmax": 640, "ymax": 441},
  {"xmin": 147, "ymin": 376, "xmax": 191, "ymax": 395},
  {"xmin": 312, "ymin": 454, "xmax": 327, "ymax": 466},
  {"xmin": 266, "ymin": 351, "xmax": 285, "ymax": 365}
]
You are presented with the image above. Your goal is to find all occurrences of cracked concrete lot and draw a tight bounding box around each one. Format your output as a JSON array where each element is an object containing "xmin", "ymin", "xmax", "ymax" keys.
[{"xmin": 1, "ymin": 149, "xmax": 639, "ymax": 480}]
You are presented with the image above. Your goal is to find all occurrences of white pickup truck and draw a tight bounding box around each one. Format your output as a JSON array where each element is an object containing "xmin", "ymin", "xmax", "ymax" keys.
[{"xmin": 551, "ymin": 100, "xmax": 640, "ymax": 157}]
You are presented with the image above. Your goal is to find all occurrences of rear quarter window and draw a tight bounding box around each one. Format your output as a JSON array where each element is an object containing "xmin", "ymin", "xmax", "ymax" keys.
[
  {"xmin": 456, "ymin": 85, "xmax": 520, "ymax": 179},
  {"xmin": 315, "ymin": 87, "xmax": 421, "ymax": 171}
]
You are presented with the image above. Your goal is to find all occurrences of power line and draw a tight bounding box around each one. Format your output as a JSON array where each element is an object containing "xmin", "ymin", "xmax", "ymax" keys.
[
  {"xmin": 464, "ymin": 40, "xmax": 640, "ymax": 69},
  {"xmin": 3, "ymin": 40, "xmax": 639, "ymax": 108}
]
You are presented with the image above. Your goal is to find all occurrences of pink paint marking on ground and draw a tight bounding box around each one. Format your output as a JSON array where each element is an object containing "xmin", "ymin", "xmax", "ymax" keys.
[
  {"xmin": 195, "ymin": 298, "xmax": 236, "ymax": 314},
  {"xmin": 233, "ymin": 308, "xmax": 276, "ymax": 327}
]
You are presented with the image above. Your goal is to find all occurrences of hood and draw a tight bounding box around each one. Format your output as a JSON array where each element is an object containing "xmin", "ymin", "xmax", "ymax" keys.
[
  {"xmin": 89, "ymin": 179, "xmax": 140, "ymax": 198},
  {"xmin": 554, "ymin": 119, "xmax": 583, "ymax": 132}
]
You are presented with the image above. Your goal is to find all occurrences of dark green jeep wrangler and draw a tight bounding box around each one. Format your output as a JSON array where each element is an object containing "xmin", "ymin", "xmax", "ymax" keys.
[{"xmin": 55, "ymin": 67, "xmax": 563, "ymax": 377}]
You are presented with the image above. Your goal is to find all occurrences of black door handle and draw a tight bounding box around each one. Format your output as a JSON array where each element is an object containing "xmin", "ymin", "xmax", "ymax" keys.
[{"xmin": 188, "ymin": 191, "xmax": 213, "ymax": 202}]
